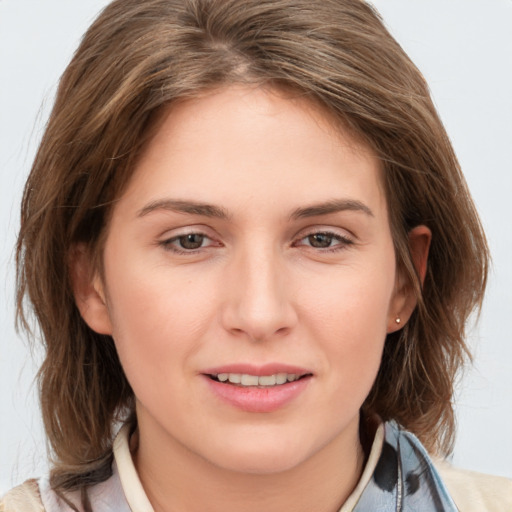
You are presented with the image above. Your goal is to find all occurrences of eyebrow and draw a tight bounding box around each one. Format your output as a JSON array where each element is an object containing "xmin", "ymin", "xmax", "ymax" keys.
[
  {"xmin": 289, "ymin": 199, "xmax": 374, "ymax": 220},
  {"xmin": 137, "ymin": 199, "xmax": 231, "ymax": 220},
  {"xmin": 137, "ymin": 197, "xmax": 373, "ymax": 221}
]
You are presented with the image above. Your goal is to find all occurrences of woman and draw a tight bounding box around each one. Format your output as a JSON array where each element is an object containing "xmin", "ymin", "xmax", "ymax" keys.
[{"xmin": 2, "ymin": 0, "xmax": 511, "ymax": 510}]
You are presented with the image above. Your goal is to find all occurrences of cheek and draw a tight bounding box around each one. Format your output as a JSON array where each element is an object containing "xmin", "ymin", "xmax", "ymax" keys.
[
  {"xmin": 300, "ymin": 258, "xmax": 395, "ymax": 335},
  {"xmin": 298, "ymin": 260, "xmax": 395, "ymax": 388},
  {"xmin": 101, "ymin": 253, "xmax": 216, "ymax": 388}
]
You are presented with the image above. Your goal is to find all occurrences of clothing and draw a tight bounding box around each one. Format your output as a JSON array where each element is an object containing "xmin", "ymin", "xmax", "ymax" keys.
[{"xmin": 2, "ymin": 421, "xmax": 511, "ymax": 511}]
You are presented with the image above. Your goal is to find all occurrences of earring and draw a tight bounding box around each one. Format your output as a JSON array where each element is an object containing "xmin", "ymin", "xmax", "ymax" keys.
[{"xmin": 395, "ymin": 317, "xmax": 401, "ymax": 325}]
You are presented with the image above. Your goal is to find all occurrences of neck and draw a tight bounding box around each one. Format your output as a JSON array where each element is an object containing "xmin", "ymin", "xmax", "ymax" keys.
[{"xmin": 132, "ymin": 418, "xmax": 367, "ymax": 512}]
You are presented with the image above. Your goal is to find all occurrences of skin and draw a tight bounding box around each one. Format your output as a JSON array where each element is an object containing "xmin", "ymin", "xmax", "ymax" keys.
[{"xmin": 74, "ymin": 85, "xmax": 430, "ymax": 512}]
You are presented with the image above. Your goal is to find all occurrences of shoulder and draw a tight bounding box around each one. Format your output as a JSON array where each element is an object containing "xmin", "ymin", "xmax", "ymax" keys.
[
  {"xmin": 434, "ymin": 459, "xmax": 512, "ymax": 512},
  {"xmin": 0, "ymin": 480, "xmax": 45, "ymax": 512}
]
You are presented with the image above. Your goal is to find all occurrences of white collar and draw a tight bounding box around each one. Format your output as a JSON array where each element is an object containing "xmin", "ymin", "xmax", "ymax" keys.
[{"xmin": 112, "ymin": 422, "xmax": 385, "ymax": 512}]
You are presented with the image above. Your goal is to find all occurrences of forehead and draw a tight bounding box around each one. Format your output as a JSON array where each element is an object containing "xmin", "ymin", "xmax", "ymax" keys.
[
  {"xmin": 116, "ymin": 85, "xmax": 387, "ymax": 221},
  {"xmin": 149, "ymin": 85, "xmax": 371, "ymax": 162}
]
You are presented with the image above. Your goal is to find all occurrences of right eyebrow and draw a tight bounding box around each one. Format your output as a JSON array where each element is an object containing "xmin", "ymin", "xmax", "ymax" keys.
[{"xmin": 137, "ymin": 199, "xmax": 231, "ymax": 220}]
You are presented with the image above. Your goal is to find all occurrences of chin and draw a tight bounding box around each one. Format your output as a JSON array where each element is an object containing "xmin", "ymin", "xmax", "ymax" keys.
[
  {"xmin": 198, "ymin": 430, "xmax": 317, "ymax": 475},
  {"xmin": 214, "ymin": 449, "xmax": 307, "ymax": 475}
]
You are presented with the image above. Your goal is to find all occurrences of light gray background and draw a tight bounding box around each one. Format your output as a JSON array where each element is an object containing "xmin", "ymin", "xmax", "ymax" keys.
[{"xmin": 1, "ymin": 0, "xmax": 511, "ymax": 494}]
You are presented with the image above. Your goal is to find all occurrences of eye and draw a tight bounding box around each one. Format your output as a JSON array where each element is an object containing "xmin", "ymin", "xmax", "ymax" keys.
[
  {"xmin": 306, "ymin": 233, "xmax": 336, "ymax": 248},
  {"xmin": 295, "ymin": 230, "xmax": 353, "ymax": 251},
  {"xmin": 160, "ymin": 232, "xmax": 216, "ymax": 253},
  {"xmin": 176, "ymin": 233, "xmax": 207, "ymax": 250}
]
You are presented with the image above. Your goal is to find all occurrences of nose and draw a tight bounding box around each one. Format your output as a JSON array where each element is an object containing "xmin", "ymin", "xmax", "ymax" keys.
[{"xmin": 220, "ymin": 244, "xmax": 298, "ymax": 342}]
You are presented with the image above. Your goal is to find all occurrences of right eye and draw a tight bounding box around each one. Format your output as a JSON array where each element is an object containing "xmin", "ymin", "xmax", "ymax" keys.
[{"xmin": 160, "ymin": 232, "xmax": 215, "ymax": 253}]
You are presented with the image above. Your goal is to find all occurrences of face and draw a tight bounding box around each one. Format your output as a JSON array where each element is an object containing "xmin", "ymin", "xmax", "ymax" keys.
[{"xmin": 77, "ymin": 85, "xmax": 416, "ymax": 475}]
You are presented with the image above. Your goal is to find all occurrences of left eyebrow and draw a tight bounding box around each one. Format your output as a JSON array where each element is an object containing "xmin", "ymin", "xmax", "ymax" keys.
[{"xmin": 289, "ymin": 199, "xmax": 374, "ymax": 220}]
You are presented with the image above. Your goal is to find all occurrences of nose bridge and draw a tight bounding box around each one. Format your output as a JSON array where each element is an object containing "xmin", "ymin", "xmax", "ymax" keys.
[{"xmin": 222, "ymin": 239, "xmax": 296, "ymax": 341}]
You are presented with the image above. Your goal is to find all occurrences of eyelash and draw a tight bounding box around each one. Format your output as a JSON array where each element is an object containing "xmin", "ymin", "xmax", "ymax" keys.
[
  {"xmin": 159, "ymin": 232, "xmax": 216, "ymax": 255},
  {"xmin": 294, "ymin": 230, "xmax": 354, "ymax": 253},
  {"xmin": 159, "ymin": 230, "xmax": 354, "ymax": 255}
]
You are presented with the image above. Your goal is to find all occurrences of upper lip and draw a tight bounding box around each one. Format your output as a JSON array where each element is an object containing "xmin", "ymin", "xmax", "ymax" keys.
[{"xmin": 201, "ymin": 363, "xmax": 312, "ymax": 377}]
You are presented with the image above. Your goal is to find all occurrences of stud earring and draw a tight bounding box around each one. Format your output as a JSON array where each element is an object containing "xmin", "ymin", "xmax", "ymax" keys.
[{"xmin": 395, "ymin": 317, "xmax": 401, "ymax": 325}]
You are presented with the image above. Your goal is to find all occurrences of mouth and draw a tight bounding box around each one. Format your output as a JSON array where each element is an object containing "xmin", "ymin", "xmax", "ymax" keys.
[
  {"xmin": 206, "ymin": 372, "xmax": 312, "ymax": 388},
  {"xmin": 201, "ymin": 364, "xmax": 313, "ymax": 412}
]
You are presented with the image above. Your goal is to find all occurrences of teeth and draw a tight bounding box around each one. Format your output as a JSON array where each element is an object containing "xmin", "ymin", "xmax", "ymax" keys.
[
  {"xmin": 228, "ymin": 374, "xmax": 241, "ymax": 384},
  {"xmin": 214, "ymin": 373, "xmax": 303, "ymax": 387},
  {"xmin": 276, "ymin": 373, "xmax": 287, "ymax": 385},
  {"xmin": 258, "ymin": 375, "xmax": 276, "ymax": 386},
  {"xmin": 241, "ymin": 374, "xmax": 259, "ymax": 386}
]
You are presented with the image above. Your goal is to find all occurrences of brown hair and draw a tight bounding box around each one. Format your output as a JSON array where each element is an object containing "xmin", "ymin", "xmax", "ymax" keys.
[{"xmin": 16, "ymin": 0, "xmax": 488, "ymax": 496}]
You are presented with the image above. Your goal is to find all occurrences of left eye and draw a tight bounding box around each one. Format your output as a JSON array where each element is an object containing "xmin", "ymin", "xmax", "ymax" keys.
[{"xmin": 298, "ymin": 232, "xmax": 352, "ymax": 249}]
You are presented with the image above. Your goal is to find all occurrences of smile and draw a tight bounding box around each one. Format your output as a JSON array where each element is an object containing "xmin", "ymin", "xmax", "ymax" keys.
[
  {"xmin": 203, "ymin": 366, "xmax": 313, "ymax": 412},
  {"xmin": 209, "ymin": 373, "xmax": 305, "ymax": 387}
]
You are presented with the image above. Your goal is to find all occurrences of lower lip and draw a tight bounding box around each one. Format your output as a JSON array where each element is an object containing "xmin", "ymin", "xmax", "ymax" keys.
[{"xmin": 203, "ymin": 375, "xmax": 312, "ymax": 413}]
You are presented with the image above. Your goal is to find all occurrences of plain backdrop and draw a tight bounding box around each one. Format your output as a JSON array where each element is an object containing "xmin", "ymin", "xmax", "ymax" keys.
[{"xmin": 1, "ymin": 0, "xmax": 511, "ymax": 494}]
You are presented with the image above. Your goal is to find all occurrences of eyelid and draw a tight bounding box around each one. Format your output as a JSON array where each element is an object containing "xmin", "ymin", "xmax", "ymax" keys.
[
  {"xmin": 157, "ymin": 223, "xmax": 218, "ymax": 240},
  {"xmin": 295, "ymin": 224, "xmax": 355, "ymax": 241}
]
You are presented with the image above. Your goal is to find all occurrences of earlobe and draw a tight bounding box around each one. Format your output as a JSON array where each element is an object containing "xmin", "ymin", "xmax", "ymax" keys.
[
  {"xmin": 69, "ymin": 244, "xmax": 113, "ymax": 335},
  {"xmin": 387, "ymin": 225, "xmax": 432, "ymax": 333}
]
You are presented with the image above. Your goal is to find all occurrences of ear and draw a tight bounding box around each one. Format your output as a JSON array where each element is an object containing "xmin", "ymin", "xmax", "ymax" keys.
[
  {"xmin": 387, "ymin": 225, "xmax": 431, "ymax": 333},
  {"xmin": 69, "ymin": 244, "xmax": 113, "ymax": 335}
]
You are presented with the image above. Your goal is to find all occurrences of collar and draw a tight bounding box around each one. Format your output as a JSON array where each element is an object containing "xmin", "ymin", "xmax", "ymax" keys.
[
  {"xmin": 112, "ymin": 421, "xmax": 385, "ymax": 512},
  {"xmin": 111, "ymin": 420, "xmax": 457, "ymax": 512}
]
